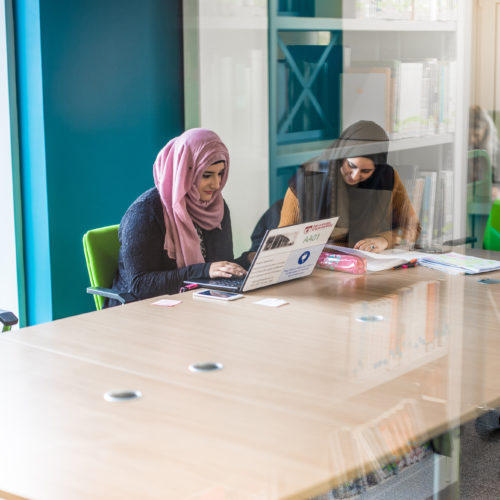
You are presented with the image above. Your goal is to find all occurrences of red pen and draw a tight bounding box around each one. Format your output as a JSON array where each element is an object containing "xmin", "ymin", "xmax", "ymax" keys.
[
  {"xmin": 393, "ymin": 258, "xmax": 418, "ymax": 270},
  {"xmin": 179, "ymin": 283, "xmax": 200, "ymax": 293},
  {"xmin": 402, "ymin": 261, "xmax": 418, "ymax": 269}
]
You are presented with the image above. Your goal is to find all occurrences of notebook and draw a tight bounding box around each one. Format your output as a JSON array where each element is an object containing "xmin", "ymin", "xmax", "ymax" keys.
[
  {"xmin": 184, "ymin": 217, "xmax": 339, "ymax": 293},
  {"xmin": 417, "ymin": 252, "xmax": 500, "ymax": 275}
]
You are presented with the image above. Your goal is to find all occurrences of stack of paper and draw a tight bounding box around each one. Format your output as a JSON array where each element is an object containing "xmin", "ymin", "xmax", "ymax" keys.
[
  {"xmin": 418, "ymin": 252, "xmax": 500, "ymax": 275},
  {"xmin": 324, "ymin": 245, "xmax": 428, "ymax": 272},
  {"xmin": 323, "ymin": 245, "xmax": 500, "ymax": 275}
]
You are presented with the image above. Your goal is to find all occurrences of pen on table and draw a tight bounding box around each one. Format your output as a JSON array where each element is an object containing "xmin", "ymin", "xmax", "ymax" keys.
[
  {"xmin": 179, "ymin": 284, "xmax": 200, "ymax": 293},
  {"xmin": 393, "ymin": 258, "xmax": 418, "ymax": 270},
  {"xmin": 402, "ymin": 261, "xmax": 418, "ymax": 269}
]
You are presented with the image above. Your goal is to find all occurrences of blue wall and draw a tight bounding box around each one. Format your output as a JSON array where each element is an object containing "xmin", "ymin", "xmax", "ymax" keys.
[{"xmin": 15, "ymin": 0, "xmax": 184, "ymax": 324}]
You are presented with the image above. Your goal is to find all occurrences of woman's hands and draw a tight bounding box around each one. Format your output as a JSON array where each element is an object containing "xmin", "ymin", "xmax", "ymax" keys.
[
  {"xmin": 209, "ymin": 261, "xmax": 247, "ymax": 279},
  {"xmin": 354, "ymin": 236, "xmax": 388, "ymax": 253}
]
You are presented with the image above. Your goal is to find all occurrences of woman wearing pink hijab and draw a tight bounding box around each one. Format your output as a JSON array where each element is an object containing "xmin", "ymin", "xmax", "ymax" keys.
[{"xmin": 107, "ymin": 129, "xmax": 247, "ymax": 306}]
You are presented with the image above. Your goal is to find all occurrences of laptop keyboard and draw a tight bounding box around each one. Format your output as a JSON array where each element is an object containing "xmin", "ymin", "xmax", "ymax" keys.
[{"xmin": 208, "ymin": 277, "xmax": 244, "ymax": 287}]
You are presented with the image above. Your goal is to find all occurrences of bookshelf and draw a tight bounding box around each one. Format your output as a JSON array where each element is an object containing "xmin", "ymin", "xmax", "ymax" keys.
[
  {"xmin": 184, "ymin": 0, "xmax": 471, "ymax": 252},
  {"xmin": 269, "ymin": 0, "xmax": 471, "ymax": 247}
]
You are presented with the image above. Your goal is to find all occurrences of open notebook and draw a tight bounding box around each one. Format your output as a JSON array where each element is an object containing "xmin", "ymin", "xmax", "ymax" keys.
[
  {"xmin": 324, "ymin": 245, "xmax": 426, "ymax": 272},
  {"xmin": 325, "ymin": 245, "xmax": 500, "ymax": 274}
]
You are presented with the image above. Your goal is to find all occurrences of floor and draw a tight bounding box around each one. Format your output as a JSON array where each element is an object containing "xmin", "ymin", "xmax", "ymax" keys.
[{"xmin": 458, "ymin": 419, "xmax": 500, "ymax": 499}]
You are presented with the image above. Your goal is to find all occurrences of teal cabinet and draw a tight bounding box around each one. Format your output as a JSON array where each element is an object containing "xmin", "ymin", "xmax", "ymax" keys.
[{"xmin": 269, "ymin": 0, "xmax": 343, "ymax": 202}]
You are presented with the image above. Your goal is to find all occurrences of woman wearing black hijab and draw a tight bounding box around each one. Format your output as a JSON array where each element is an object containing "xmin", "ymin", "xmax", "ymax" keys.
[{"xmin": 278, "ymin": 120, "xmax": 421, "ymax": 252}]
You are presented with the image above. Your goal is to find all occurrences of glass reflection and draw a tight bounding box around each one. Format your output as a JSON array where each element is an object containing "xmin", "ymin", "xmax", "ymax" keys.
[
  {"xmin": 347, "ymin": 280, "xmax": 447, "ymax": 382},
  {"xmin": 317, "ymin": 400, "xmax": 433, "ymax": 499},
  {"xmin": 278, "ymin": 121, "xmax": 421, "ymax": 252}
]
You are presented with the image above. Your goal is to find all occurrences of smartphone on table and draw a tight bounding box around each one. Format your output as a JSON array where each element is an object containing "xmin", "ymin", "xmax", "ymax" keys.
[{"xmin": 193, "ymin": 289, "xmax": 244, "ymax": 301}]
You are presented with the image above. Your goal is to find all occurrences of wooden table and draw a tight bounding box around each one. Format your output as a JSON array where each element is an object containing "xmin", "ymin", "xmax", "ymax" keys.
[{"xmin": 1, "ymin": 257, "xmax": 499, "ymax": 499}]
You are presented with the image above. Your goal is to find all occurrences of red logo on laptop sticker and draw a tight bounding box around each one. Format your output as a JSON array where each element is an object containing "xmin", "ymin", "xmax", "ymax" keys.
[{"xmin": 304, "ymin": 222, "xmax": 333, "ymax": 234}]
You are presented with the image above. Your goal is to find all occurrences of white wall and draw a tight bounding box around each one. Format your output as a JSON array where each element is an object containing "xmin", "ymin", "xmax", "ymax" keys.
[
  {"xmin": 0, "ymin": 0, "xmax": 19, "ymax": 322},
  {"xmin": 473, "ymin": 0, "xmax": 500, "ymax": 111},
  {"xmin": 188, "ymin": 0, "xmax": 269, "ymax": 256}
]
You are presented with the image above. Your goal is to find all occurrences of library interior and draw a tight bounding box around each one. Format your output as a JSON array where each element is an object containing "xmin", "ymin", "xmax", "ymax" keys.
[{"xmin": 1, "ymin": 0, "xmax": 500, "ymax": 499}]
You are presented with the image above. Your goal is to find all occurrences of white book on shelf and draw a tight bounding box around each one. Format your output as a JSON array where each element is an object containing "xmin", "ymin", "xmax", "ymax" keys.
[
  {"xmin": 374, "ymin": 0, "xmax": 413, "ymax": 20},
  {"xmin": 447, "ymin": 60, "xmax": 457, "ymax": 133},
  {"xmin": 433, "ymin": 172, "xmax": 444, "ymax": 243},
  {"xmin": 438, "ymin": 60, "xmax": 453, "ymax": 134},
  {"xmin": 421, "ymin": 59, "xmax": 439, "ymax": 135},
  {"xmin": 418, "ymin": 170, "xmax": 437, "ymax": 247},
  {"xmin": 350, "ymin": 60, "xmax": 400, "ymax": 135},
  {"xmin": 412, "ymin": 0, "xmax": 434, "ymax": 21},
  {"xmin": 442, "ymin": 170, "xmax": 454, "ymax": 242},
  {"xmin": 342, "ymin": 68, "xmax": 392, "ymax": 132},
  {"xmin": 355, "ymin": 0, "xmax": 376, "ymax": 19},
  {"xmin": 412, "ymin": 176, "xmax": 426, "ymax": 223},
  {"xmin": 434, "ymin": 170, "xmax": 453, "ymax": 243},
  {"xmin": 341, "ymin": 0, "xmax": 357, "ymax": 18},
  {"xmin": 438, "ymin": 0, "xmax": 457, "ymax": 21},
  {"xmin": 394, "ymin": 61, "xmax": 424, "ymax": 138}
]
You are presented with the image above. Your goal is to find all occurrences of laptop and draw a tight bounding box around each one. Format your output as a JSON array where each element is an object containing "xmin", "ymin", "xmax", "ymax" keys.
[{"xmin": 184, "ymin": 217, "xmax": 338, "ymax": 293}]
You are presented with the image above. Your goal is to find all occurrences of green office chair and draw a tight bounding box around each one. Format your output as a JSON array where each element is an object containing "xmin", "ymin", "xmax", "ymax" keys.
[
  {"xmin": 83, "ymin": 224, "xmax": 135, "ymax": 310},
  {"xmin": 467, "ymin": 149, "xmax": 493, "ymax": 248},
  {"xmin": 483, "ymin": 199, "xmax": 500, "ymax": 251},
  {"xmin": 0, "ymin": 309, "xmax": 18, "ymax": 332}
]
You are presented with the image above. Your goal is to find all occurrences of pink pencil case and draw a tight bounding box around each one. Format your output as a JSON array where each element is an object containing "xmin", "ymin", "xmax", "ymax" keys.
[{"xmin": 316, "ymin": 250, "xmax": 367, "ymax": 274}]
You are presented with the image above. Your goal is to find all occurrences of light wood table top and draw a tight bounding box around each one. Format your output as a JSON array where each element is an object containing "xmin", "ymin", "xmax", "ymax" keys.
[
  {"xmin": 0, "ymin": 340, "xmax": 342, "ymax": 500},
  {"xmin": 2, "ymin": 258, "xmax": 500, "ymax": 499}
]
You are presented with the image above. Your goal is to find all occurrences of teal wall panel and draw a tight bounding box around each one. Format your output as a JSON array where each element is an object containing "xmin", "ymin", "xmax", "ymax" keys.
[
  {"xmin": 14, "ymin": 0, "xmax": 184, "ymax": 323},
  {"xmin": 15, "ymin": 0, "xmax": 52, "ymax": 325}
]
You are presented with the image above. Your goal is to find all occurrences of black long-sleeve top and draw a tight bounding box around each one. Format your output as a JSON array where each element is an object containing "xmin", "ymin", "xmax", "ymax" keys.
[{"xmin": 107, "ymin": 187, "xmax": 241, "ymax": 306}]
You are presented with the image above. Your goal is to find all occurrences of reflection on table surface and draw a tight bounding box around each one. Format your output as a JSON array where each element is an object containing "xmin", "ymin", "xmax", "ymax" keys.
[{"xmin": 1, "ymin": 260, "xmax": 499, "ymax": 499}]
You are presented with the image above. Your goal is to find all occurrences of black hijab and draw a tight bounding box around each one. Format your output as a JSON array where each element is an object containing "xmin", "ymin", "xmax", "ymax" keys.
[{"xmin": 290, "ymin": 120, "xmax": 396, "ymax": 246}]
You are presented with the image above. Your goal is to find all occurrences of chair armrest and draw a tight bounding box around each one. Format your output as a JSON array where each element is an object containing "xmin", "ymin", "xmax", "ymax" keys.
[
  {"xmin": 0, "ymin": 309, "xmax": 18, "ymax": 329},
  {"xmin": 86, "ymin": 287, "xmax": 136, "ymax": 305},
  {"xmin": 416, "ymin": 236, "xmax": 478, "ymax": 253},
  {"xmin": 442, "ymin": 236, "xmax": 477, "ymax": 246}
]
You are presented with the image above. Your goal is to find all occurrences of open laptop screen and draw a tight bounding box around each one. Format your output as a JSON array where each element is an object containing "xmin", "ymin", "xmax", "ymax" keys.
[
  {"xmin": 241, "ymin": 217, "xmax": 338, "ymax": 292},
  {"xmin": 184, "ymin": 217, "xmax": 338, "ymax": 293}
]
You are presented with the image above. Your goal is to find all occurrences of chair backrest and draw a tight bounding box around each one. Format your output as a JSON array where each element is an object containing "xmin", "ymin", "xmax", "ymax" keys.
[
  {"xmin": 83, "ymin": 224, "xmax": 120, "ymax": 310},
  {"xmin": 483, "ymin": 199, "xmax": 500, "ymax": 251},
  {"xmin": 467, "ymin": 149, "xmax": 492, "ymax": 206},
  {"xmin": 0, "ymin": 309, "xmax": 18, "ymax": 333}
]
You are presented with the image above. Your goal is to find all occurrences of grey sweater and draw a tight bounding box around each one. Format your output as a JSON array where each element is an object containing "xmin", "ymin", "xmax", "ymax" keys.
[{"xmin": 108, "ymin": 187, "xmax": 241, "ymax": 306}]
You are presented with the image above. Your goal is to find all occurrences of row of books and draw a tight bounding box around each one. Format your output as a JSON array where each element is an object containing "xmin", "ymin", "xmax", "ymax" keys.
[
  {"xmin": 327, "ymin": 399, "xmax": 433, "ymax": 496},
  {"xmin": 343, "ymin": 58, "xmax": 456, "ymax": 140},
  {"xmin": 397, "ymin": 165, "xmax": 454, "ymax": 247},
  {"xmin": 347, "ymin": 0, "xmax": 457, "ymax": 21},
  {"xmin": 201, "ymin": 0, "xmax": 267, "ymax": 18},
  {"xmin": 348, "ymin": 280, "xmax": 446, "ymax": 381},
  {"xmin": 277, "ymin": 55, "xmax": 456, "ymax": 143}
]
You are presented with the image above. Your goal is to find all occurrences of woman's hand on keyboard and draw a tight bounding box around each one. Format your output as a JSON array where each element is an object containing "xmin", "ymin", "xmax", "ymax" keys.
[{"xmin": 209, "ymin": 261, "xmax": 247, "ymax": 279}]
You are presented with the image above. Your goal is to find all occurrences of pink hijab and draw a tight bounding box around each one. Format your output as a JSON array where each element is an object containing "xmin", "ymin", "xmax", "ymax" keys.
[{"xmin": 153, "ymin": 128, "xmax": 230, "ymax": 268}]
